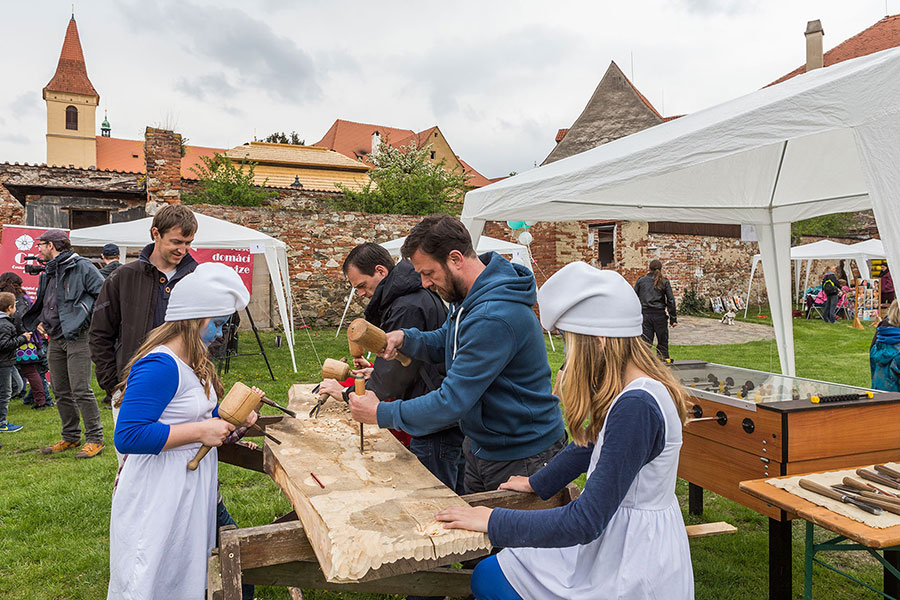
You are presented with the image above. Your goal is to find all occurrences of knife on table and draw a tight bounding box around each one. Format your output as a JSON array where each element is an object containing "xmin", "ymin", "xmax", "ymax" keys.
[{"xmin": 799, "ymin": 478, "xmax": 883, "ymax": 515}]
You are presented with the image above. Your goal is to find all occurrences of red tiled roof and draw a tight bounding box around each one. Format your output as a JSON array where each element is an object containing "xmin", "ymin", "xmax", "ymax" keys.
[
  {"xmin": 315, "ymin": 119, "xmax": 492, "ymax": 186},
  {"xmin": 456, "ymin": 157, "xmax": 491, "ymax": 188},
  {"xmin": 555, "ymin": 128, "xmax": 569, "ymax": 143},
  {"xmin": 44, "ymin": 18, "xmax": 98, "ymax": 98},
  {"xmin": 769, "ymin": 14, "xmax": 900, "ymax": 86},
  {"xmin": 314, "ymin": 119, "xmax": 415, "ymax": 160},
  {"xmin": 615, "ymin": 63, "xmax": 663, "ymax": 120},
  {"xmin": 95, "ymin": 137, "xmax": 223, "ymax": 178}
]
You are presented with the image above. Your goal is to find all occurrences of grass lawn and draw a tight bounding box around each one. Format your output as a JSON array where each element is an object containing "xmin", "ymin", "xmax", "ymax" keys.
[{"xmin": 0, "ymin": 317, "xmax": 886, "ymax": 599}]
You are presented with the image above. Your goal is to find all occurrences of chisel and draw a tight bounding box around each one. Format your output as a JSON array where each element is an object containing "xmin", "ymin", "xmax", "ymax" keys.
[
  {"xmin": 842, "ymin": 476, "xmax": 898, "ymax": 497},
  {"xmin": 799, "ymin": 478, "xmax": 883, "ymax": 515},
  {"xmin": 875, "ymin": 464, "xmax": 900, "ymax": 482},
  {"xmin": 354, "ymin": 373, "xmax": 365, "ymax": 454},
  {"xmin": 857, "ymin": 468, "xmax": 900, "ymax": 490}
]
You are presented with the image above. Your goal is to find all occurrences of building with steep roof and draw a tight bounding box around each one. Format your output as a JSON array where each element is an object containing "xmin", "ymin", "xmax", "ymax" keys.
[
  {"xmin": 544, "ymin": 61, "xmax": 663, "ymax": 165},
  {"xmin": 224, "ymin": 142, "xmax": 371, "ymax": 191},
  {"xmin": 43, "ymin": 16, "xmax": 99, "ymax": 169},
  {"xmin": 314, "ymin": 119, "xmax": 492, "ymax": 187}
]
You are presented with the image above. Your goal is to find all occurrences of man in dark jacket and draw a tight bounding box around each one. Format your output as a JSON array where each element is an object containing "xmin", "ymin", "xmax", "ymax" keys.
[
  {"xmin": 634, "ymin": 259, "xmax": 678, "ymax": 359},
  {"xmin": 23, "ymin": 229, "xmax": 105, "ymax": 458},
  {"xmin": 98, "ymin": 243, "xmax": 122, "ymax": 279},
  {"xmin": 89, "ymin": 205, "xmax": 198, "ymax": 404},
  {"xmin": 822, "ymin": 266, "xmax": 841, "ymax": 323},
  {"xmin": 319, "ymin": 243, "xmax": 465, "ymax": 492},
  {"xmin": 349, "ymin": 216, "xmax": 566, "ymax": 494}
]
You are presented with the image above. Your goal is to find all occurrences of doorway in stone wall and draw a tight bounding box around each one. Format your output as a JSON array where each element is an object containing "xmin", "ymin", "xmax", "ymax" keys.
[{"xmin": 67, "ymin": 209, "xmax": 110, "ymax": 230}]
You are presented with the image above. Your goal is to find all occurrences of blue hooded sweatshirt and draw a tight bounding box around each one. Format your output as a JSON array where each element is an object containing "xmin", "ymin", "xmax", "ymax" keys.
[
  {"xmin": 871, "ymin": 325, "xmax": 900, "ymax": 392},
  {"xmin": 376, "ymin": 252, "xmax": 565, "ymax": 461}
]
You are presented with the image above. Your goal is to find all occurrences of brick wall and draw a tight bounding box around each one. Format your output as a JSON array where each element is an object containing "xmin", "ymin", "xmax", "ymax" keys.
[{"xmin": 144, "ymin": 128, "xmax": 182, "ymax": 210}]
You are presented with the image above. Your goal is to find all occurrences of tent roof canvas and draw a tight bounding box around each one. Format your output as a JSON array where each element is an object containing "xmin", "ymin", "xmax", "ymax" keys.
[{"xmin": 69, "ymin": 212, "xmax": 286, "ymax": 250}]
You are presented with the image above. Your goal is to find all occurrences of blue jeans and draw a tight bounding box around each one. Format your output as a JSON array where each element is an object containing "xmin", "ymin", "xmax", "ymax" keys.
[
  {"xmin": 471, "ymin": 555, "xmax": 523, "ymax": 600},
  {"xmin": 409, "ymin": 428, "xmax": 466, "ymax": 495},
  {"xmin": 216, "ymin": 500, "xmax": 255, "ymax": 600},
  {"xmin": 0, "ymin": 366, "xmax": 16, "ymax": 427}
]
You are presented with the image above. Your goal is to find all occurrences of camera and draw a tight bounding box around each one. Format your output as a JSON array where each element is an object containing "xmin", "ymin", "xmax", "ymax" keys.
[{"xmin": 23, "ymin": 255, "xmax": 46, "ymax": 276}]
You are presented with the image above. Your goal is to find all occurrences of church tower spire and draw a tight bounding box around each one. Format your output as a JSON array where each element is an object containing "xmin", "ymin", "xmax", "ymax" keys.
[{"xmin": 43, "ymin": 15, "xmax": 99, "ymax": 168}]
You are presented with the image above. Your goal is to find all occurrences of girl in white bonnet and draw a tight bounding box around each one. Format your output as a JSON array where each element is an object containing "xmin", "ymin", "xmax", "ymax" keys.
[
  {"xmin": 437, "ymin": 261, "xmax": 694, "ymax": 600},
  {"xmin": 108, "ymin": 262, "xmax": 265, "ymax": 600}
]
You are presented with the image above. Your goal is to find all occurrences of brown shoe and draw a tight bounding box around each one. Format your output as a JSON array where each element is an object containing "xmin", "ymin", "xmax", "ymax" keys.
[
  {"xmin": 41, "ymin": 440, "xmax": 80, "ymax": 454},
  {"xmin": 75, "ymin": 442, "xmax": 104, "ymax": 459}
]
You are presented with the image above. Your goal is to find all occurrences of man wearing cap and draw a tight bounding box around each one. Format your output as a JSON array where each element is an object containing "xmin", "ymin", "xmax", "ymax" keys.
[
  {"xmin": 23, "ymin": 229, "xmax": 105, "ymax": 458},
  {"xmin": 90, "ymin": 205, "xmax": 199, "ymax": 413},
  {"xmin": 98, "ymin": 244, "xmax": 122, "ymax": 279},
  {"xmin": 349, "ymin": 215, "xmax": 566, "ymax": 494}
]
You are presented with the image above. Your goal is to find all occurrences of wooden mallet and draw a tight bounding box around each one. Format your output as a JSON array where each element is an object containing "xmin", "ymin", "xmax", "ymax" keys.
[
  {"xmin": 309, "ymin": 358, "xmax": 353, "ymax": 418},
  {"xmin": 188, "ymin": 382, "xmax": 266, "ymax": 471},
  {"xmin": 347, "ymin": 318, "xmax": 411, "ymax": 366}
]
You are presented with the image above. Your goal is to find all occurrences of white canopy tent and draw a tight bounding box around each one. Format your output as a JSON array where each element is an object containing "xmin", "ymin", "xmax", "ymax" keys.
[
  {"xmin": 849, "ymin": 238, "xmax": 887, "ymax": 261},
  {"xmin": 462, "ymin": 47, "xmax": 900, "ymax": 376},
  {"xmin": 743, "ymin": 240, "xmax": 871, "ymax": 316},
  {"xmin": 70, "ymin": 212, "xmax": 297, "ymax": 372}
]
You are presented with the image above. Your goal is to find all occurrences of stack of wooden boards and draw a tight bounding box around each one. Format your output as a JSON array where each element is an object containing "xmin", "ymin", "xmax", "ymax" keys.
[{"xmin": 264, "ymin": 384, "xmax": 489, "ymax": 583}]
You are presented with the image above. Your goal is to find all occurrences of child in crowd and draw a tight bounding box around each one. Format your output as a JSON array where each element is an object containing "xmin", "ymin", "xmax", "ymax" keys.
[
  {"xmin": 871, "ymin": 299, "xmax": 900, "ymax": 392},
  {"xmin": 436, "ymin": 261, "xmax": 694, "ymax": 600},
  {"xmin": 0, "ymin": 292, "xmax": 31, "ymax": 433},
  {"xmin": 108, "ymin": 263, "xmax": 262, "ymax": 600}
]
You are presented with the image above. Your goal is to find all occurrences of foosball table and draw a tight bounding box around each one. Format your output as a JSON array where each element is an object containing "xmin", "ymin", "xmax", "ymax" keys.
[{"xmin": 672, "ymin": 360, "xmax": 900, "ymax": 600}]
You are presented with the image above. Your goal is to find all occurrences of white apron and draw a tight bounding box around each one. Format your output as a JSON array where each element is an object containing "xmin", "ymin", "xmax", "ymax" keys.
[
  {"xmin": 108, "ymin": 346, "xmax": 219, "ymax": 600},
  {"xmin": 498, "ymin": 377, "xmax": 694, "ymax": 600}
]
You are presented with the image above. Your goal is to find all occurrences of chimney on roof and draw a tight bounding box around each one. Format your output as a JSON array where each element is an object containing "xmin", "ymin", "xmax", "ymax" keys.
[
  {"xmin": 805, "ymin": 19, "xmax": 825, "ymax": 72},
  {"xmin": 371, "ymin": 131, "xmax": 381, "ymax": 156}
]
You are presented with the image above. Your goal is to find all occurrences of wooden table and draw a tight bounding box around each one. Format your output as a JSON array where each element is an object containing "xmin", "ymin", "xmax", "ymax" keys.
[{"xmin": 741, "ymin": 473, "xmax": 900, "ymax": 599}]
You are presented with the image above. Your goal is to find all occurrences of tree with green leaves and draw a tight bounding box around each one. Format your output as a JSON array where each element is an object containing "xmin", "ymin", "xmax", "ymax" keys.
[
  {"xmin": 183, "ymin": 153, "xmax": 277, "ymax": 207},
  {"xmin": 790, "ymin": 212, "xmax": 856, "ymax": 244},
  {"xmin": 332, "ymin": 141, "xmax": 469, "ymax": 215},
  {"xmin": 262, "ymin": 131, "xmax": 305, "ymax": 145}
]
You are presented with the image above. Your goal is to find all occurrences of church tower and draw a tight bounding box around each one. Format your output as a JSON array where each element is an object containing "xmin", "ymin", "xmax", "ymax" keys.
[{"xmin": 43, "ymin": 16, "xmax": 99, "ymax": 168}]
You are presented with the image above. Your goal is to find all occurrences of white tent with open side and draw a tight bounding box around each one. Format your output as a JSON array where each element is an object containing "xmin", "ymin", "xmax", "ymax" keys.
[
  {"xmin": 743, "ymin": 240, "xmax": 872, "ymax": 316},
  {"xmin": 69, "ymin": 212, "xmax": 297, "ymax": 372},
  {"xmin": 462, "ymin": 46, "xmax": 900, "ymax": 376}
]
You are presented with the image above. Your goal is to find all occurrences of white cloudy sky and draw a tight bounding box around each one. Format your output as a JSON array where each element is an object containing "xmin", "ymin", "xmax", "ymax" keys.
[{"xmin": 0, "ymin": 0, "xmax": 895, "ymax": 177}]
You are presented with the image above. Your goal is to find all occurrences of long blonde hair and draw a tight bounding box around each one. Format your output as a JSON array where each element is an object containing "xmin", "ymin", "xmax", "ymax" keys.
[
  {"xmin": 560, "ymin": 332, "xmax": 689, "ymax": 446},
  {"xmin": 886, "ymin": 299, "xmax": 900, "ymax": 327},
  {"xmin": 115, "ymin": 319, "xmax": 223, "ymax": 406}
]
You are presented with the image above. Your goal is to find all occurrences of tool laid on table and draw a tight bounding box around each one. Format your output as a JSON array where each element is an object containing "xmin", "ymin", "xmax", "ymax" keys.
[
  {"xmin": 309, "ymin": 358, "xmax": 353, "ymax": 418},
  {"xmin": 188, "ymin": 382, "xmax": 279, "ymax": 471},
  {"xmin": 355, "ymin": 373, "xmax": 365, "ymax": 454},
  {"xmin": 832, "ymin": 484, "xmax": 900, "ymax": 510},
  {"xmin": 857, "ymin": 468, "xmax": 900, "ymax": 490},
  {"xmin": 347, "ymin": 318, "xmax": 412, "ymax": 366},
  {"xmin": 875, "ymin": 464, "xmax": 900, "ymax": 482},
  {"xmin": 842, "ymin": 476, "xmax": 898, "ymax": 497},
  {"xmin": 799, "ymin": 478, "xmax": 883, "ymax": 515},
  {"xmin": 811, "ymin": 391, "xmax": 874, "ymax": 403}
]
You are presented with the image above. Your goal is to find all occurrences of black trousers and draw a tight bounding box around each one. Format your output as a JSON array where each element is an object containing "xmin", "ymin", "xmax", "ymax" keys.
[
  {"xmin": 641, "ymin": 311, "xmax": 670, "ymax": 359},
  {"xmin": 823, "ymin": 293, "xmax": 838, "ymax": 323}
]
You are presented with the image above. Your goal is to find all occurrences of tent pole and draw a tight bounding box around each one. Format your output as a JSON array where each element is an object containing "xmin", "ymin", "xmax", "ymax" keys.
[{"xmin": 744, "ymin": 257, "xmax": 758, "ymax": 319}]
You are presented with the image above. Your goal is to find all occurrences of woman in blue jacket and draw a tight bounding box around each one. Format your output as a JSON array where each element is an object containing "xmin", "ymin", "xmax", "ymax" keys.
[
  {"xmin": 872, "ymin": 300, "xmax": 900, "ymax": 392},
  {"xmin": 436, "ymin": 261, "xmax": 693, "ymax": 600}
]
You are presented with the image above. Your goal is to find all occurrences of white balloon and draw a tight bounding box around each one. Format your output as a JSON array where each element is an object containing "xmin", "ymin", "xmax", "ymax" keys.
[
  {"xmin": 518, "ymin": 231, "xmax": 533, "ymax": 245},
  {"xmin": 523, "ymin": 220, "xmax": 538, "ymax": 227}
]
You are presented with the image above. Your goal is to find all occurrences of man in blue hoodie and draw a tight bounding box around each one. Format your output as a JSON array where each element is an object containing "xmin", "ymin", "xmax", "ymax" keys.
[{"xmin": 349, "ymin": 215, "xmax": 566, "ymax": 493}]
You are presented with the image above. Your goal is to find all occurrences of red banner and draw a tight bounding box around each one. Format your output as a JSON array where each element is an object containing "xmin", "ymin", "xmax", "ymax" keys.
[
  {"xmin": 189, "ymin": 248, "xmax": 253, "ymax": 293},
  {"xmin": 0, "ymin": 226, "xmax": 65, "ymax": 297}
]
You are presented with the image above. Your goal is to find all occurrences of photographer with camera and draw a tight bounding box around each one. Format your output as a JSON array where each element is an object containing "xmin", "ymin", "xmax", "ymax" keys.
[{"xmin": 23, "ymin": 229, "xmax": 105, "ymax": 458}]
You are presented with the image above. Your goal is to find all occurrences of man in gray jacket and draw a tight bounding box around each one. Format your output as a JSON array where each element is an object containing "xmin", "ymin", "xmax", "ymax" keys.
[{"xmin": 23, "ymin": 230, "xmax": 105, "ymax": 459}]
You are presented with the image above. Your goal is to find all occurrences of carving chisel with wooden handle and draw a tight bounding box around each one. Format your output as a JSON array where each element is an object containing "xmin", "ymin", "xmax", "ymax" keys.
[
  {"xmin": 857, "ymin": 468, "xmax": 900, "ymax": 490},
  {"xmin": 355, "ymin": 373, "xmax": 365, "ymax": 454},
  {"xmin": 875, "ymin": 464, "xmax": 900, "ymax": 482},
  {"xmin": 842, "ymin": 476, "xmax": 898, "ymax": 497},
  {"xmin": 799, "ymin": 478, "xmax": 883, "ymax": 515}
]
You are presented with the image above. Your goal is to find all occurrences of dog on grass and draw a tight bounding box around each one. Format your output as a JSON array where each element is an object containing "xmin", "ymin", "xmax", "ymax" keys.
[{"xmin": 721, "ymin": 310, "xmax": 736, "ymax": 326}]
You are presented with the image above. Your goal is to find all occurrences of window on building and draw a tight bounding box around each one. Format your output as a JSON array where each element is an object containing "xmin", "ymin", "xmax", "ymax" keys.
[
  {"xmin": 434, "ymin": 132, "xmax": 438, "ymax": 137},
  {"xmin": 65, "ymin": 105, "xmax": 78, "ymax": 130},
  {"xmin": 68, "ymin": 209, "xmax": 110, "ymax": 230},
  {"xmin": 592, "ymin": 224, "xmax": 616, "ymax": 266},
  {"xmin": 430, "ymin": 151, "xmax": 436, "ymax": 160}
]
